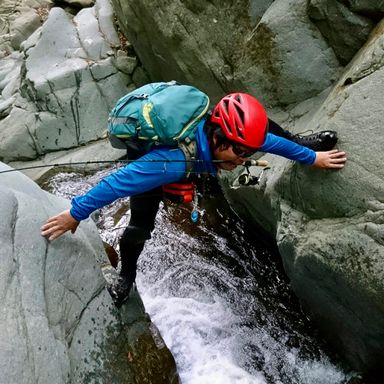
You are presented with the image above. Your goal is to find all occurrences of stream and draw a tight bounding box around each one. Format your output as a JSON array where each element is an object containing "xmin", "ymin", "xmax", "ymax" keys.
[{"xmin": 43, "ymin": 165, "xmax": 354, "ymax": 384}]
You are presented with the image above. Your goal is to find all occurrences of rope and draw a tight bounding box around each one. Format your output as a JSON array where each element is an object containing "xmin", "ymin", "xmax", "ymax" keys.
[{"xmin": 0, "ymin": 159, "xmax": 228, "ymax": 175}]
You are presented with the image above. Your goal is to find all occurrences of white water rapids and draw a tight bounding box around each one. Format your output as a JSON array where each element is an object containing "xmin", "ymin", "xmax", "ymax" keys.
[{"xmin": 44, "ymin": 167, "xmax": 353, "ymax": 384}]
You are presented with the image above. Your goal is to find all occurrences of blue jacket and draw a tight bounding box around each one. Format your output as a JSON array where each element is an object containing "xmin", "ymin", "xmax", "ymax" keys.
[{"xmin": 70, "ymin": 119, "xmax": 315, "ymax": 221}]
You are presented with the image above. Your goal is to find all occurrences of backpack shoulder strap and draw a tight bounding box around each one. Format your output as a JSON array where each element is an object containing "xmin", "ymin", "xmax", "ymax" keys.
[{"xmin": 178, "ymin": 138, "xmax": 197, "ymax": 177}]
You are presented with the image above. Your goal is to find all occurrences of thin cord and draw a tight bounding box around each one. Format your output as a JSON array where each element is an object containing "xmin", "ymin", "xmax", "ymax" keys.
[{"xmin": 0, "ymin": 159, "xmax": 228, "ymax": 175}]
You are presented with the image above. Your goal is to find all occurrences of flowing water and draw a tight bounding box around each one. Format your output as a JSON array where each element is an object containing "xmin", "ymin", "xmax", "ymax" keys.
[{"xmin": 43, "ymin": 166, "xmax": 353, "ymax": 384}]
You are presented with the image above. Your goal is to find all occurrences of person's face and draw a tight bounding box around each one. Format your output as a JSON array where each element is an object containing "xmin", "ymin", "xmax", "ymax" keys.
[{"xmin": 212, "ymin": 136, "xmax": 257, "ymax": 171}]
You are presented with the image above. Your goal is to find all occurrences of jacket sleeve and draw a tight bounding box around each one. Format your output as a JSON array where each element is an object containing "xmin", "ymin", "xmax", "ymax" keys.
[
  {"xmin": 70, "ymin": 147, "xmax": 187, "ymax": 221},
  {"xmin": 260, "ymin": 133, "xmax": 316, "ymax": 165}
]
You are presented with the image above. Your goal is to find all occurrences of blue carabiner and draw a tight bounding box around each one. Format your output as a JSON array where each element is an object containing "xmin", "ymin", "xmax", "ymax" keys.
[{"xmin": 191, "ymin": 210, "xmax": 199, "ymax": 223}]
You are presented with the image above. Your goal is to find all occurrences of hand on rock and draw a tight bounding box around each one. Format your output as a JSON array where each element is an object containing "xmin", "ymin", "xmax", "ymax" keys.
[
  {"xmin": 313, "ymin": 149, "xmax": 347, "ymax": 169},
  {"xmin": 41, "ymin": 209, "xmax": 79, "ymax": 241}
]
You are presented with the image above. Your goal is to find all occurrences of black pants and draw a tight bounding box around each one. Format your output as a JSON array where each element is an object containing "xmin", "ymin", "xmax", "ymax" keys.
[
  {"xmin": 268, "ymin": 119, "xmax": 293, "ymax": 138},
  {"xmin": 119, "ymin": 187, "xmax": 163, "ymax": 284},
  {"xmin": 118, "ymin": 119, "xmax": 290, "ymax": 284}
]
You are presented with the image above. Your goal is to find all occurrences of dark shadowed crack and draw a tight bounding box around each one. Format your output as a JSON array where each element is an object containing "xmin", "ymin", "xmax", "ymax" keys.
[
  {"xmin": 89, "ymin": 67, "xmax": 119, "ymax": 82},
  {"xmin": 47, "ymin": 79, "xmax": 65, "ymax": 114},
  {"xmin": 24, "ymin": 121, "xmax": 40, "ymax": 157},
  {"xmin": 19, "ymin": 62, "xmax": 39, "ymax": 105},
  {"xmin": 342, "ymin": 23, "xmax": 384, "ymax": 86},
  {"xmin": 70, "ymin": 71, "xmax": 82, "ymax": 144},
  {"xmin": 42, "ymin": 238, "xmax": 50, "ymax": 325},
  {"xmin": 342, "ymin": 60, "xmax": 384, "ymax": 86},
  {"xmin": 66, "ymin": 282, "xmax": 106, "ymax": 347},
  {"xmin": 10, "ymin": 199, "xmax": 17, "ymax": 255},
  {"xmin": 4, "ymin": 198, "xmax": 19, "ymax": 299}
]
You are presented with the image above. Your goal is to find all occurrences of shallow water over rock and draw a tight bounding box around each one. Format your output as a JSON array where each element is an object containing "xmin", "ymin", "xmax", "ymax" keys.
[{"xmin": 43, "ymin": 166, "xmax": 354, "ymax": 384}]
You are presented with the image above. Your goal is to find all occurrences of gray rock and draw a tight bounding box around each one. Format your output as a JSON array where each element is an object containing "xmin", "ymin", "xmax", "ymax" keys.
[
  {"xmin": 8, "ymin": 138, "xmax": 126, "ymax": 181},
  {"xmin": 115, "ymin": 51, "xmax": 138, "ymax": 75},
  {"xmin": 0, "ymin": 95, "xmax": 16, "ymax": 116},
  {"xmin": 95, "ymin": 0, "xmax": 120, "ymax": 47},
  {"xmin": 89, "ymin": 56, "xmax": 118, "ymax": 80},
  {"xmin": 0, "ymin": 1, "xmax": 134, "ymax": 161},
  {"xmin": 75, "ymin": 0, "xmax": 120, "ymax": 61},
  {"xmin": 9, "ymin": 7, "xmax": 42, "ymax": 50},
  {"xmin": 111, "ymin": 0, "xmax": 225, "ymax": 101},
  {"xmin": 111, "ymin": 0, "xmax": 340, "ymax": 106},
  {"xmin": 25, "ymin": 8, "xmax": 88, "ymax": 90},
  {"xmin": 19, "ymin": 23, "xmax": 42, "ymax": 52},
  {"xmin": 236, "ymin": 0, "xmax": 341, "ymax": 106},
  {"xmin": 0, "ymin": 161, "xmax": 178, "ymax": 384},
  {"xmin": 341, "ymin": 0, "xmax": 384, "ymax": 16},
  {"xmin": 308, "ymin": 0, "xmax": 374, "ymax": 64},
  {"xmin": 0, "ymin": 107, "xmax": 41, "ymax": 161},
  {"xmin": 75, "ymin": 6, "xmax": 112, "ymax": 61},
  {"xmin": 248, "ymin": 0, "xmax": 274, "ymax": 25},
  {"xmin": 0, "ymin": 52, "xmax": 23, "ymax": 117},
  {"xmin": 132, "ymin": 65, "xmax": 150, "ymax": 87},
  {"xmin": 0, "ymin": 0, "xmax": 51, "ymax": 55},
  {"xmin": 221, "ymin": 20, "xmax": 384, "ymax": 376}
]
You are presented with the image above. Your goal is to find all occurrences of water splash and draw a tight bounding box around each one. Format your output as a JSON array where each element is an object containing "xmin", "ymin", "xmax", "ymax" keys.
[{"xmin": 137, "ymin": 209, "xmax": 348, "ymax": 384}]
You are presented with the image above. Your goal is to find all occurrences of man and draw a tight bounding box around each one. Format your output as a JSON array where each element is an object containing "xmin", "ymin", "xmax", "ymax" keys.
[{"xmin": 41, "ymin": 92, "xmax": 347, "ymax": 307}]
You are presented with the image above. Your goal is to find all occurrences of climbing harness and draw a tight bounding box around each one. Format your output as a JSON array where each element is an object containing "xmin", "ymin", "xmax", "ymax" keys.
[
  {"xmin": 162, "ymin": 182, "xmax": 194, "ymax": 203},
  {"xmin": 162, "ymin": 180, "xmax": 204, "ymax": 223}
]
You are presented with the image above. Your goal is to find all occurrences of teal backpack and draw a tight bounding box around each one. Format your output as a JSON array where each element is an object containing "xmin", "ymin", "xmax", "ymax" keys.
[{"xmin": 108, "ymin": 81, "xmax": 210, "ymax": 166}]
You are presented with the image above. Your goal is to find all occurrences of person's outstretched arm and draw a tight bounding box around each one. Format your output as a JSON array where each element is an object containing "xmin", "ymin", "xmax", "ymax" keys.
[
  {"xmin": 41, "ymin": 147, "xmax": 187, "ymax": 241},
  {"xmin": 260, "ymin": 133, "xmax": 347, "ymax": 169}
]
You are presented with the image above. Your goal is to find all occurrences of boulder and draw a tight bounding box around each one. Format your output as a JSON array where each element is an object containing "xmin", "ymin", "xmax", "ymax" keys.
[
  {"xmin": 8, "ymin": 137, "xmax": 126, "ymax": 181},
  {"xmin": 111, "ymin": 0, "xmax": 340, "ymax": 105},
  {"xmin": 236, "ymin": 0, "xmax": 340, "ymax": 106},
  {"xmin": 0, "ymin": 1, "xmax": 51, "ymax": 117},
  {"xmin": 248, "ymin": 0, "xmax": 274, "ymax": 25},
  {"xmin": 0, "ymin": 0, "xmax": 137, "ymax": 162},
  {"xmin": 9, "ymin": 6, "xmax": 42, "ymax": 50},
  {"xmin": 308, "ymin": 0, "xmax": 374, "ymax": 64},
  {"xmin": 0, "ymin": 52, "xmax": 23, "ymax": 117},
  {"xmin": 0, "ymin": 0, "xmax": 52, "ymax": 56},
  {"xmin": 221, "ymin": 21, "xmax": 384, "ymax": 376},
  {"xmin": 341, "ymin": 0, "xmax": 384, "ymax": 18},
  {"xmin": 0, "ymin": 161, "xmax": 179, "ymax": 384},
  {"xmin": 20, "ymin": 5, "xmax": 128, "ymax": 153}
]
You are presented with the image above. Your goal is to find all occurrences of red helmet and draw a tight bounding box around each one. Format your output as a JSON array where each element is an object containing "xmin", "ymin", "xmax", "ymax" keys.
[{"xmin": 210, "ymin": 93, "xmax": 268, "ymax": 149}]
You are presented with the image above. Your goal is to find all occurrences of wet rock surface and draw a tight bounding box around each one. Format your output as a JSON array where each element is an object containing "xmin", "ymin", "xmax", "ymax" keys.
[
  {"xmin": 221, "ymin": 20, "xmax": 384, "ymax": 380},
  {"xmin": 0, "ymin": 161, "xmax": 179, "ymax": 384}
]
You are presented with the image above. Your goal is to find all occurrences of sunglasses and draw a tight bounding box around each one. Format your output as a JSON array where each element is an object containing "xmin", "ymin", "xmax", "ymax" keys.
[{"xmin": 231, "ymin": 143, "xmax": 257, "ymax": 158}]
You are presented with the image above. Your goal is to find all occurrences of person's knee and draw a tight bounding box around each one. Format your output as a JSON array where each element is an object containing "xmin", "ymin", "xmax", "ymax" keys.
[{"xmin": 120, "ymin": 225, "xmax": 151, "ymax": 245}]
